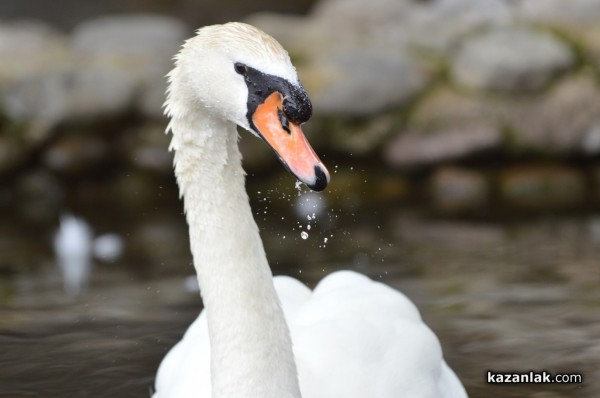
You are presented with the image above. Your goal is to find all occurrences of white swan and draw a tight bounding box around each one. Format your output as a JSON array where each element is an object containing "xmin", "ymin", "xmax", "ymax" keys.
[{"xmin": 153, "ymin": 22, "xmax": 467, "ymax": 398}]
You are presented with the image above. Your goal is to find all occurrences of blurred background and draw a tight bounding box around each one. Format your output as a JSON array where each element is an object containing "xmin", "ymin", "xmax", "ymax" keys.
[{"xmin": 1, "ymin": 0, "xmax": 599, "ymax": 396}]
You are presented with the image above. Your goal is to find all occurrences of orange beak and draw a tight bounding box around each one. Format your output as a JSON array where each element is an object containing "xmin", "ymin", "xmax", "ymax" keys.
[{"xmin": 252, "ymin": 92, "xmax": 329, "ymax": 191}]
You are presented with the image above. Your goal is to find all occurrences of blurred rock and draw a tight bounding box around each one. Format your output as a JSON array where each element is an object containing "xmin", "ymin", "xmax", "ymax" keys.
[
  {"xmin": 312, "ymin": 0, "xmax": 414, "ymax": 28},
  {"xmin": 384, "ymin": 123, "xmax": 501, "ymax": 168},
  {"xmin": 310, "ymin": 0, "xmax": 512, "ymax": 54},
  {"xmin": 14, "ymin": 170, "xmax": 65, "ymax": 224},
  {"xmin": 2, "ymin": 72, "xmax": 70, "ymax": 126},
  {"xmin": 404, "ymin": 0, "xmax": 514, "ymax": 54},
  {"xmin": 410, "ymin": 85, "xmax": 499, "ymax": 128},
  {"xmin": 518, "ymin": 0, "xmax": 600, "ymax": 29},
  {"xmin": 507, "ymin": 74, "xmax": 600, "ymax": 153},
  {"xmin": 579, "ymin": 26, "xmax": 600, "ymax": 73},
  {"xmin": 302, "ymin": 49, "xmax": 429, "ymax": 116},
  {"xmin": 245, "ymin": 13, "xmax": 329, "ymax": 61},
  {"xmin": 4, "ymin": 14, "xmax": 187, "ymax": 124},
  {"xmin": 72, "ymin": 15, "xmax": 189, "ymax": 119},
  {"xmin": 42, "ymin": 133, "xmax": 109, "ymax": 177},
  {"xmin": 451, "ymin": 27, "xmax": 574, "ymax": 92},
  {"xmin": 2, "ymin": 50, "xmax": 134, "ymax": 124},
  {"xmin": 499, "ymin": 165, "xmax": 586, "ymax": 208},
  {"xmin": 120, "ymin": 124, "xmax": 173, "ymax": 174},
  {"xmin": 67, "ymin": 68, "xmax": 137, "ymax": 119},
  {"xmin": 430, "ymin": 166, "xmax": 489, "ymax": 212},
  {"xmin": 328, "ymin": 114, "xmax": 397, "ymax": 155},
  {"xmin": 0, "ymin": 20, "xmax": 70, "ymax": 85},
  {"xmin": 412, "ymin": 74, "xmax": 600, "ymax": 156},
  {"xmin": 2, "ymin": 70, "xmax": 135, "ymax": 126}
]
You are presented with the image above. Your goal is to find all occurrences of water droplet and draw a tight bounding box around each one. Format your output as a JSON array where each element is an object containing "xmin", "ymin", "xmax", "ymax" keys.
[{"xmin": 300, "ymin": 231, "xmax": 309, "ymax": 240}]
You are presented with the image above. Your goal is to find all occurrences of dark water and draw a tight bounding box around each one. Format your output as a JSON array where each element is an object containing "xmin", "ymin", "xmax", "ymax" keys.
[{"xmin": 0, "ymin": 172, "xmax": 599, "ymax": 398}]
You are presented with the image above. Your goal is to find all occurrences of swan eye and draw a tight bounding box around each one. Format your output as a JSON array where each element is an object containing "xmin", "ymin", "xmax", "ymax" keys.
[{"xmin": 234, "ymin": 62, "xmax": 248, "ymax": 75}]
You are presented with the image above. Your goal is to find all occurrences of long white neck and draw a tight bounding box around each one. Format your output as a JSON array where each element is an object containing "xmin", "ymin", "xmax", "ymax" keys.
[{"xmin": 169, "ymin": 107, "xmax": 302, "ymax": 398}]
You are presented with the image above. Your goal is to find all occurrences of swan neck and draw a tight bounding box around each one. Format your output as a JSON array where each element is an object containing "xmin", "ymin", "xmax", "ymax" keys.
[{"xmin": 169, "ymin": 111, "xmax": 301, "ymax": 398}]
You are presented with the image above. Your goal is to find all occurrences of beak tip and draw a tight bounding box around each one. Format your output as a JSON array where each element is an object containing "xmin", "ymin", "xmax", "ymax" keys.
[{"xmin": 307, "ymin": 165, "xmax": 329, "ymax": 192}]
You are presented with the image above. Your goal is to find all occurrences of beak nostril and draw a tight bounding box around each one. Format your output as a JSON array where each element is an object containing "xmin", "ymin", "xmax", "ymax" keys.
[{"xmin": 277, "ymin": 108, "xmax": 291, "ymax": 134}]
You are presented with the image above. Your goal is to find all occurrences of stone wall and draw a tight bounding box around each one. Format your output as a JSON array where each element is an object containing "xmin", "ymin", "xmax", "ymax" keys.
[{"xmin": 1, "ymin": 0, "xmax": 600, "ymax": 220}]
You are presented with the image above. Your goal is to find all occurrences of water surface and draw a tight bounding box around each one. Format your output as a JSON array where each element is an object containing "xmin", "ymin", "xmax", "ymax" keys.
[{"xmin": 0, "ymin": 179, "xmax": 598, "ymax": 397}]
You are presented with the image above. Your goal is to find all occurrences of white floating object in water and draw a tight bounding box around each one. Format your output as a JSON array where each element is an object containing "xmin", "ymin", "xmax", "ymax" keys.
[
  {"xmin": 300, "ymin": 231, "xmax": 309, "ymax": 240},
  {"xmin": 93, "ymin": 233, "xmax": 124, "ymax": 262},
  {"xmin": 53, "ymin": 213, "xmax": 93, "ymax": 296}
]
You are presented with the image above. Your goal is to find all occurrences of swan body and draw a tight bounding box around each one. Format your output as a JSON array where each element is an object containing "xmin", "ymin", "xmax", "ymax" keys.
[
  {"xmin": 154, "ymin": 22, "xmax": 467, "ymax": 398},
  {"xmin": 155, "ymin": 273, "xmax": 466, "ymax": 398}
]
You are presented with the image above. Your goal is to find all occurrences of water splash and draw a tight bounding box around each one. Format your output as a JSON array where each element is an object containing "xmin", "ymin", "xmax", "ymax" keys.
[{"xmin": 294, "ymin": 191, "xmax": 327, "ymax": 221}]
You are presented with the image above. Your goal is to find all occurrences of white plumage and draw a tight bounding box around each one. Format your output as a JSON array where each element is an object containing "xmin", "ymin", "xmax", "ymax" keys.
[
  {"xmin": 156, "ymin": 272, "xmax": 466, "ymax": 398},
  {"xmin": 153, "ymin": 22, "xmax": 466, "ymax": 398}
]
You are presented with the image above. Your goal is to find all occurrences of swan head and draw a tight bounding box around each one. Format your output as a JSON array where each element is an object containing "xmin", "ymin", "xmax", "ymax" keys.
[{"xmin": 166, "ymin": 22, "xmax": 329, "ymax": 191}]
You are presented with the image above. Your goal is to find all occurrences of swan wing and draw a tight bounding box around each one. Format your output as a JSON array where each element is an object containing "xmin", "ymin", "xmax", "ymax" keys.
[{"xmin": 283, "ymin": 271, "xmax": 467, "ymax": 398}]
